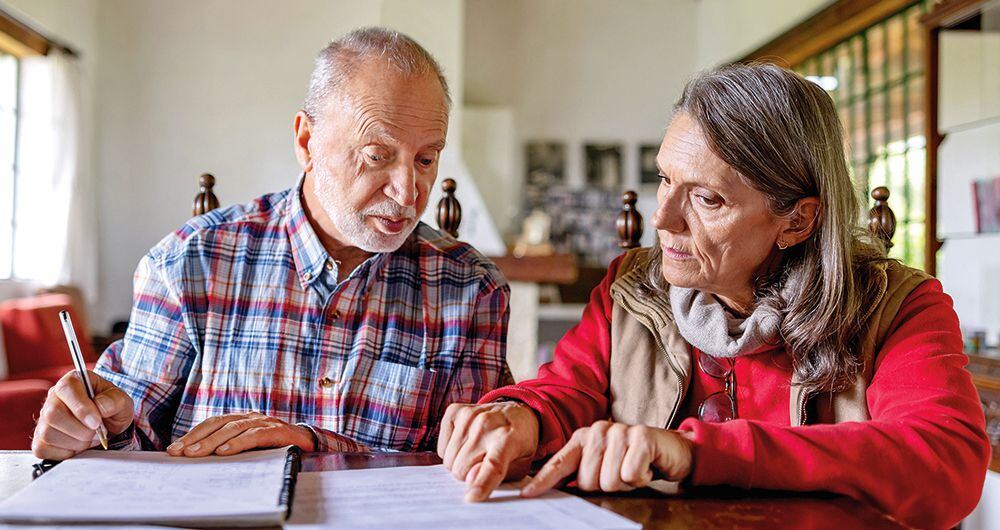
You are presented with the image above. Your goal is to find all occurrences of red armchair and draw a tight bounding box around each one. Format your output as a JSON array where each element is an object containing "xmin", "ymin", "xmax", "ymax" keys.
[
  {"xmin": 1, "ymin": 293, "xmax": 97, "ymax": 383},
  {"xmin": 0, "ymin": 379, "xmax": 49, "ymax": 449},
  {"xmin": 0, "ymin": 293, "xmax": 98, "ymax": 449}
]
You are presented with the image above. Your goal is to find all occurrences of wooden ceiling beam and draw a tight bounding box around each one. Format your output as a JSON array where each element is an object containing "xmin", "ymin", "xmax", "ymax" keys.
[{"xmin": 739, "ymin": 0, "xmax": 920, "ymax": 67}]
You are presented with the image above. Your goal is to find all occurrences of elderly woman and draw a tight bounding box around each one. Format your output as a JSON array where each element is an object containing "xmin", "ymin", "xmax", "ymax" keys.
[{"xmin": 437, "ymin": 63, "xmax": 990, "ymax": 530}]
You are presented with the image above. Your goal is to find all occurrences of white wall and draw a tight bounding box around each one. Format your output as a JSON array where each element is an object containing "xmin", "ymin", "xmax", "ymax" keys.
[
  {"xmin": 466, "ymin": 0, "xmax": 697, "ymax": 197},
  {"xmin": 693, "ymin": 0, "xmax": 833, "ymax": 69},
  {"xmin": 88, "ymin": 0, "xmax": 385, "ymax": 329},
  {"xmin": 463, "ymin": 106, "xmax": 517, "ymax": 236}
]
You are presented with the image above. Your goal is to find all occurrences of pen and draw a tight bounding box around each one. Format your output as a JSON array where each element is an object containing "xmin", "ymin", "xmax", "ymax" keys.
[{"xmin": 58, "ymin": 310, "xmax": 109, "ymax": 450}]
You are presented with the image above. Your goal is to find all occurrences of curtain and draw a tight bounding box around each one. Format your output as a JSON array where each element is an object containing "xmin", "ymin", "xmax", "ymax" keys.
[{"xmin": 11, "ymin": 50, "xmax": 97, "ymax": 310}]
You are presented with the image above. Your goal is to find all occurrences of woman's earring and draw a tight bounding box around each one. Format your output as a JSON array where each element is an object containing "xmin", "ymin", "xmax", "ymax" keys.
[{"xmin": 777, "ymin": 240, "xmax": 789, "ymax": 250}]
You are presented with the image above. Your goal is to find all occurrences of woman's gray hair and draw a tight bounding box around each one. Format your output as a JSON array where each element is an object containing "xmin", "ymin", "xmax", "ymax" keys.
[
  {"xmin": 646, "ymin": 62, "xmax": 888, "ymax": 395},
  {"xmin": 303, "ymin": 27, "xmax": 451, "ymax": 121}
]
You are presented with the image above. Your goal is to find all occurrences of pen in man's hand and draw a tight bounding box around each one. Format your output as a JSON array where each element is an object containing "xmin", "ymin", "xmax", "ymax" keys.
[{"xmin": 59, "ymin": 310, "xmax": 109, "ymax": 450}]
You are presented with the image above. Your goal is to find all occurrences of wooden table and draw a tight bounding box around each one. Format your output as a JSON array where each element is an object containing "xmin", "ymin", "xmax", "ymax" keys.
[{"xmin": 0, "ymin": 450, "xmax": 906, "ymax": 529}]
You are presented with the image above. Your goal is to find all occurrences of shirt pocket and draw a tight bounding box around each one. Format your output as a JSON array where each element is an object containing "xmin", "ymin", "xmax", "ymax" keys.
[{"xmin": 341, "ymin": 354, "xmax": 439, "ymax": 451}]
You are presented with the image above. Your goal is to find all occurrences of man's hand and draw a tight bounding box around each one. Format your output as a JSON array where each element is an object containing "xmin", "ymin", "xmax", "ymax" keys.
[
  {"xmin": 32, "ymin": 370, "xmax": 134, "ymax": 460},
  {"xmin": 166, "ymin": 412, "xmax": 315, "ymax": 457},
  {"xmin": 520, "ymin": 421, "xmax": 693, "ymax": 498},
  {"xmin": 437, "ymin": 401, "xmax": 540, "ymax": 502}
]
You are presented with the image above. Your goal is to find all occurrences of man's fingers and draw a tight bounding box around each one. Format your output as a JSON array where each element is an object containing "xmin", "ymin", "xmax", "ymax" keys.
[
  {"xmin": 168, "ymin": 413, "xmax": 251, "ymax": 454},
  {"xmin": 52, "ymin": 376, "xmax": 102, "ymax": 432},
  {"xmin": 521, "ymin": 439, "xmax": 583, "ymax": 498},
  {"xmin": 213, "ymin": 426, "xmax": 282, "ymax": 456},
  {"xmin": 183, "ymin": 418, "xmax": 261, "ymax": 457},
  {"xmin": 92, "ymin": 387, "xmax": 134, "ymax": 432},
  {"xmin": 31, "ymin": 439, "xmax": 79, "ymax": 461},
  {"xmin": 33, "ymin": 422, "xmax": 96, "ymax": 453},
  {"xmin": 38, "ymin": 398, "xmax": 96, "ymax": 443}
]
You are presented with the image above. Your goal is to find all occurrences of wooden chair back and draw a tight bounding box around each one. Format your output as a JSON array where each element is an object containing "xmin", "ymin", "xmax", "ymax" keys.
[
  {"xmin": 194, "ymin": 176, "xmax": 897, "ymax": 252},
  {"xmin": 615, "ymin": 186, "xmax": 897, "ymax": 249},
  {"xmin": 191, "ymin": 174, "xmax": 464, "ymax": 238}
]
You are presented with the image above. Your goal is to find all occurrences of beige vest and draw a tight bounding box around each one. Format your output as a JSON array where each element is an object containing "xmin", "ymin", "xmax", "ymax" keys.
[{"xmin": 607, "ymin": 248, "xmax": 930, "ymax": 428}]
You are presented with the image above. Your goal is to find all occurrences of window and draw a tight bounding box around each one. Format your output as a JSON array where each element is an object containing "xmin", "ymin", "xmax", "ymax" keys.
[
  {"xmin": 0, "ymin": 6, "xmax": 69, "ymax": 280},
  {"xmin": 0, "ymin": 51, "xmax": 17, "ymax": 278},
  {"xmin": 797, "ymin": 2, "xmax": 930, "ymax": 270}
]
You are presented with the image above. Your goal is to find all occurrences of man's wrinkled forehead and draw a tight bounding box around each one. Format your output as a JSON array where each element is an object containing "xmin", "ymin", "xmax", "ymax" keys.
[
  {"xmin": 333, "ymin": 67, "xmax": 449, "ymax": 137},
  {"xmin": 349, "ymin": 90, "xmax": 447, "ymax": 139}
]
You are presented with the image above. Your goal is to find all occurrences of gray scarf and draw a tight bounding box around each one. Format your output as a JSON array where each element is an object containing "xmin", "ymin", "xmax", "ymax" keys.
[{"xmin": 669, "ymin": 286, "xmax": 782, "ymax": 358}]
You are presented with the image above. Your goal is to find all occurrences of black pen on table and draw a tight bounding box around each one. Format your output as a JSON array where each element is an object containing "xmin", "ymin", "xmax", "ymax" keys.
[{"xmin": 59, "ymin": 310, "xmax": 109, "ymax": 450}]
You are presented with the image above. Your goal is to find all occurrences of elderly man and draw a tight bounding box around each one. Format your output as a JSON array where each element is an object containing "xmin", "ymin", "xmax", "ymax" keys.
[{"xmin": 31, "ymin": 27, "xmax": 510, "ymax": 459}]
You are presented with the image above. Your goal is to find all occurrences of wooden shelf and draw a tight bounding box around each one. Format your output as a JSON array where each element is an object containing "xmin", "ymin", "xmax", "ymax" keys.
[{"xmin": 487, "ymin": 254, "xmax": 579, "ymax": 284}]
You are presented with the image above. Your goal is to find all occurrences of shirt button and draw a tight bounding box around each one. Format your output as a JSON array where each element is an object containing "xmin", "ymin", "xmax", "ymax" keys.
[
  {"xmin": 319, "ymin": 376, "xmax": 335, "ymax": 389},
  {"xmin": 330, "ymin": 309, "xmax": 341, "ymax": 320},
  {"xmin": 325, "ymin": 260, "xmax": 335, "ymax": 272},
  {"xmin": 303, "ymin": 272, "xmax": 313, "ymax": 281}
]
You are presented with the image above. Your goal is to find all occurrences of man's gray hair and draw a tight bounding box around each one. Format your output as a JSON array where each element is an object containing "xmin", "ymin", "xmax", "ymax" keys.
[{"xmin": 303, "ymin": 27, "xmax": 451, "ymax": 120}]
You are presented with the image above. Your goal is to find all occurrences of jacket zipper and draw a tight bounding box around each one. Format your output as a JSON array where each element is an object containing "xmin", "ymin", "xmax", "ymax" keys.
[{"xmin": 616, "ymin": 295, "xmax": 685, "ymax": 429}]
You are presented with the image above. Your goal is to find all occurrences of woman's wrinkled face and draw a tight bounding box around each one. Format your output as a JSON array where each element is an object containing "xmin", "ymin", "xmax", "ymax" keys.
[{"xmin": 651, "ymin": 113, "xmax": 786, "ymax": 307}]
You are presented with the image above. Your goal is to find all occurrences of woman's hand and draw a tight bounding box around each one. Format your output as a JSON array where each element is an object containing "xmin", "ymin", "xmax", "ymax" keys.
[
  {"xmin": 438, "ymin": 401, "xmax": 540, "ymax": 502},
  {"xmin": 521, "ymin": 421, "xmax": 693, "ymax": 497},
  {"xmin": 166, "ymin": 412, "xmax": 315, "ymax": 456}
]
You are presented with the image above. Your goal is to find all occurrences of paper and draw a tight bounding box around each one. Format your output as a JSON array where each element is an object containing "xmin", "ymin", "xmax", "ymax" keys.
[
  {"xmin": 0, "ymin": 447, "xmax": 292, "ymax": 526},
  {"xmin": 285, "ymin": 464, "xmax": 640, "ymax": 530}
]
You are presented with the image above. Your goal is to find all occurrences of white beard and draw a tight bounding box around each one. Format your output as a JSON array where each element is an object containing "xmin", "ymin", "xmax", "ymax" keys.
[{"xmin": 312, "ymin": 165, "xmax": 419, "ymax": 253}]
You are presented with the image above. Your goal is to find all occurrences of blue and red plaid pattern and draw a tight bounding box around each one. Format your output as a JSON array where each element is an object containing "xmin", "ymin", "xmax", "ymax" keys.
[{"xmin": 96, "ymin": 177, "xmax": 510, "ymax": 452}]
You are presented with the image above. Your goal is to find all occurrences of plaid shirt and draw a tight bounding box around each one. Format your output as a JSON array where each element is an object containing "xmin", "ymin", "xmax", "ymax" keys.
[{"xmin": 96, "ymin": 178, "xmax": 510, "ymax": 452}]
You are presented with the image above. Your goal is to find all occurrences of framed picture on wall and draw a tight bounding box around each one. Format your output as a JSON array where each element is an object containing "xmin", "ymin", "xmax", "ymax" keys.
[
  {"xmin": 584, "ymin": 143, "xmax": 622, "ymax": 188},
  {"xmin": 525, "ymin": 141, "xmax": 566, "ymax": 188},
  {"xmin": 639, "ymin": 144, "xmax": 660, "ymax": 185},
  {"xmin": 973, "ymin": 175, "xmax": 1000, "ymax": 233}
]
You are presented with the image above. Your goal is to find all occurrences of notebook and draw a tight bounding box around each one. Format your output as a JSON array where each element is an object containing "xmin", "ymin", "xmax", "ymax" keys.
[{"xmin": 0, "ymin": 446, "xmax": 299, "ymax": 527}]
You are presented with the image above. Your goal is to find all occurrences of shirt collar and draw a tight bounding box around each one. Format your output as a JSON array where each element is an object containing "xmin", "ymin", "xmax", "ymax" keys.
[
  {"xmin": 284, "ymin": 173, "xmax": 407, "ymax": 289},
  {"xmin": 285, "ymin": 174, "xmax": 330, "ymax": 288}
]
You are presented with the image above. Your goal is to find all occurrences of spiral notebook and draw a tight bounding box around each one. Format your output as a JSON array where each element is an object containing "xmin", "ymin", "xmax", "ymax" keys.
[{"xmin": 0, "ymin": 446, "xmax": 300, "ymax": 527}]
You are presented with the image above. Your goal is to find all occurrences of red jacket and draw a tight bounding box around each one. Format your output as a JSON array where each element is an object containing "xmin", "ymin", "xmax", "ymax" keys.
[{"xmin": 482, "ymin": 256, "xmax": 991, "ymax": 529}]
